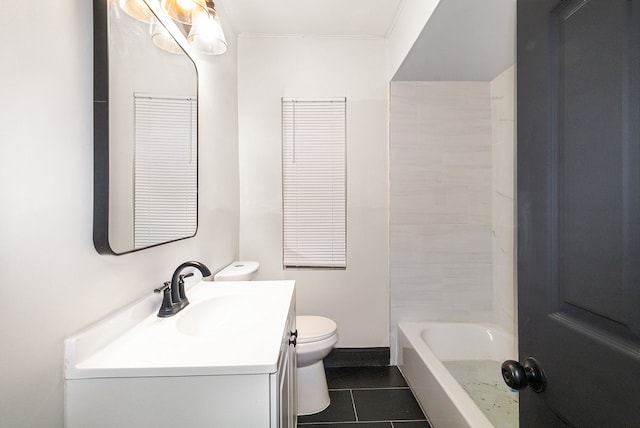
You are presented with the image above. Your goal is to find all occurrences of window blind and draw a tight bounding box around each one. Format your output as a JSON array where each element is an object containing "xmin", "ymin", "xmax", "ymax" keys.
[
  {"xmin": 282, "ymin": 98, "xmax": 346, "ymax": 268},
  {"xmin": 133, "ymin": 94, "xmax": 197, "ymax": 249}
]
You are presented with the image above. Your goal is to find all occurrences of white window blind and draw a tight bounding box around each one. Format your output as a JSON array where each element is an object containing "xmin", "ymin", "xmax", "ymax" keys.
[
  {"xmin": 282, "ymin": 98, "xmax": 346, "ymax": 268},
  {"xmin": 134, "ymin": 94, "xmax": 197, "ymax": 249}
]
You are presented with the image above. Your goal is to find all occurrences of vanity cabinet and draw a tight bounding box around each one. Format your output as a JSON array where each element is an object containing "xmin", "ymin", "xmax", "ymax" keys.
[
  {"xmin": 274, "ymin": 306, "xmax": 297, "ymax": 428},
  {"xmin": 65, "ymin": 281, "xmax": 297, "ymax": 428}
]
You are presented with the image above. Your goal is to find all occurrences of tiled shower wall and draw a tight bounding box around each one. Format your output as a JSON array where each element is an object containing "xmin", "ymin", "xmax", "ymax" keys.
[
  {"xmin": 490, "ymin": 66, "xmax": 516, "ymax": 339},
  {"xmin": 390, "ymin": 69, "xmax": 515, "ymax": 361}
]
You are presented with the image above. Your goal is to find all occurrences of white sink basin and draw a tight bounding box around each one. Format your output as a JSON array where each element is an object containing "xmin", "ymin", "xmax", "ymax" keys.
[
  {"xmin": 64, "ymin": 280, "xmax": 295, "ymax": 379},
  {"xmin": 176, "ymin": 295, "xmax": 265, "ymax": 338}
]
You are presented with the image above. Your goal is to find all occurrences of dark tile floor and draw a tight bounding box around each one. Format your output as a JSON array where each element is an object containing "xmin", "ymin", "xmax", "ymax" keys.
[{"xmin": 298, "ymin": 366, "xmax": 432, "ymax": 427}]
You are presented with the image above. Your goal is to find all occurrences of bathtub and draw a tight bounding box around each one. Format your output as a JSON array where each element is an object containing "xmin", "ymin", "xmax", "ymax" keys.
[{"xmin": 397, "ymin": 322, "xmax": 517, "ymax": 428}]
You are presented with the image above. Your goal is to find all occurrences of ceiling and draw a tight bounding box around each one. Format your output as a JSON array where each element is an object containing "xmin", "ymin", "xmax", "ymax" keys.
[
  {"xmin": 218, "ymin": 0, "xmax": 403, "ymax": 37},
  {"xmin": 393, "ymin": 0, "xmax": 515, "ymax": 81},
  {"xmin": 217, "ymin": 0, "xmax": 515, "ymax": 81}
]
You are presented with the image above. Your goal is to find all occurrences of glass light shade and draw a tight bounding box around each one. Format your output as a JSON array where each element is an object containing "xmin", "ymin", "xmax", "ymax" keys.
[
  {"xmin": 160, "ymin": 0, "xmax": 206, "ymax": 25},
  {"xmin": 119, "ymin": 0, "xmax": 154, "ymax": 22},
  {"xmin": 150, "ymin": 19, "xmax": 184, "ymax": 54},
  {"xmin": 188, "ymin": 9, "xmax": 227, "ymax": 55}
]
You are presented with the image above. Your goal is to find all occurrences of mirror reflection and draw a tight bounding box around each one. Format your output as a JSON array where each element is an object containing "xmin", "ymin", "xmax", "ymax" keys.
[{"xmin": 94, "ymin": 0, "xmax": 199, "ymax": 254}]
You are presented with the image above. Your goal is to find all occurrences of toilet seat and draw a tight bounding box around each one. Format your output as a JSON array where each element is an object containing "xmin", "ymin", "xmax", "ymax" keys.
[{"xmin": 296, "ymin": 316, "xmax": 337, "ymax": 344}]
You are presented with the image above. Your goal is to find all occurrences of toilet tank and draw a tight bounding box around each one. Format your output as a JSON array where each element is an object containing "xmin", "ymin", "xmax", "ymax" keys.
[{"xmin": 213, "ymin": 261, "xmax": 260, "ymax": 281}]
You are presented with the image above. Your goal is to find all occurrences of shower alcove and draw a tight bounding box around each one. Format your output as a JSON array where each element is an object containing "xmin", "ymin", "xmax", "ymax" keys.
[{"xmin": 389, "ymin": 0, "xmax": 517, "ymax": 426}]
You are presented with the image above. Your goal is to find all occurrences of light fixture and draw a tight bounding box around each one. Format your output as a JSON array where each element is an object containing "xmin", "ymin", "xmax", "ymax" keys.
[
  {"xmin": 187, "ymin": 0, "xmax": 227, "ymax": 55},
  {"xmin": 150, "ymin": 18, "xmax": 184, "ymax": 54},
  {"xmin": 160, "ymin": 0, "xmax": 207, "ymax": 25},
  {"xmin": 119, "ymin": 0, "xmax": 227, "ymax": 56},
  {"xmin": 119, "ymin": 0, "xmax": 154, "ymax": 22}
]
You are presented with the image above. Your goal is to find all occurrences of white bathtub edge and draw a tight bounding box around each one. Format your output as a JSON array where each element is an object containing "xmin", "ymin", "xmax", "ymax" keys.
[{"xmin": 398, "ymin": 322, "xmax": 495, "ymax": 428}]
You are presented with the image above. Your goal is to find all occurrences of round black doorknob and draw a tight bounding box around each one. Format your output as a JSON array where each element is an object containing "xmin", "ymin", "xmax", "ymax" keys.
[
  {"xmin": 502, "ymin": 360, "xmax": 528, "ymax": 389},
  {"xmin": 501, "ymin": 357, "xmax": 547, "ymax": 393}
]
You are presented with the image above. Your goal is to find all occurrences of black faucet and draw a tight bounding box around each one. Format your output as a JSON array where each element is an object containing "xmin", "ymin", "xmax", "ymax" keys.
[{"xmin": 155, "ymin": 261, "xmax": 212, "ymax": 317}]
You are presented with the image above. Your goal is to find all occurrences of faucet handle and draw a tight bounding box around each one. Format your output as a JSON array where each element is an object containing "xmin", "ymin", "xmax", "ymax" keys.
[
  {"xmin": 177, "ymin": 273, "xmax": 194, "ymax": 303},
  {"xmin": 154, "ymin": 282, "xmax": 171, "ymax": 293}
]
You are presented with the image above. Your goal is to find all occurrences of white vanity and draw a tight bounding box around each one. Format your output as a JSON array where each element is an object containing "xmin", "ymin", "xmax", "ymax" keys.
[{"xmin": 64, "ymin": 280, "xmax": 297, "ymax": 428}]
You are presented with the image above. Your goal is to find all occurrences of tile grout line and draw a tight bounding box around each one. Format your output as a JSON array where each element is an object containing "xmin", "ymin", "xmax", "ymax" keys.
[
  {"xmin": 329, "ymin": 386, "xmax": 411, "ymax": 391},
  {"xmin": 299, "ymin": 420, "xmax": 429, "ymax": 426},
  {"xmin": 301, "ymin": 367, "xmax": 430, "ymax": 427},
  {"xmin": 349, "ymin": 388, "xmax": 359, "ymax": 422}
]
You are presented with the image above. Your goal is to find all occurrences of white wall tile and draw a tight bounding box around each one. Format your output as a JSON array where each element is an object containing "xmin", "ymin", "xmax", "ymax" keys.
[
  {"xmin": 390, "ymin": 72, "xmax": 516, "ymax": 362},
  {"xmin": 390, "ymin": 81, "xmax": 495, "ymax": 361},
  {"xmin": 491, "ymin": 66, "xmax": 516, "ymax": 338}
]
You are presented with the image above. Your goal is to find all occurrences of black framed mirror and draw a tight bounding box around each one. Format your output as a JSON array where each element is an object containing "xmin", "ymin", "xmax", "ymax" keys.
[{"xmin": 93, "ymin": 0, "xmax": 199, "ymax": 254}]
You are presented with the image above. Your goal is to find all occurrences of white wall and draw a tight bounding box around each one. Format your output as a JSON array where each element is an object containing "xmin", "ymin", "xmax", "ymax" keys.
[
  {"xmin": 0, "ymin": 1, "xmax": 239, "ymax": 426},
  {"xmin": 237, "ymin": 36, "xmax": 389, "ymax": 347}
]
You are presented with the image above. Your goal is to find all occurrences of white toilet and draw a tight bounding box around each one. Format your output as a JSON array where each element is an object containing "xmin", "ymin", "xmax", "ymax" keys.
[
  {"xmin": 295, "ymin": 315, "xmax": 338, "ymax": 415},
  {"xmin": 212, "ymin": 261, "xmax": 261, "ymax": 281},
  {"xmin": 213, "ymin": 261, "xmax": 339, "ymax": 416}
]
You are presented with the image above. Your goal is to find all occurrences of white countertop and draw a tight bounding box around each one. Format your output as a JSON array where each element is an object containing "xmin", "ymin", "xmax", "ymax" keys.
[{"xmin": 64, "ymin": 280, "xmax": 295, "ymax": 379}]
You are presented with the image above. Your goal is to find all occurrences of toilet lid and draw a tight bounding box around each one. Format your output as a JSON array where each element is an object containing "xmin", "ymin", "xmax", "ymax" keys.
[{"xmin": 296, "ymin": 315, "xmax": 337, "ymax": 344}]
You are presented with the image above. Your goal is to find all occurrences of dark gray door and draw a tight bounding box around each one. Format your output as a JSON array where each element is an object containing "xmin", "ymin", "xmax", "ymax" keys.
[{"xmin": 517, "ymin": 0, "xmax": 640, "ymax": 426}]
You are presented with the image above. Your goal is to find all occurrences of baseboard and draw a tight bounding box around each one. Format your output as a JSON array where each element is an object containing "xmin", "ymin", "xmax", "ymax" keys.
[{"xmin": 323, "ymin": 347, "xmax": 390, "ymax": 368}]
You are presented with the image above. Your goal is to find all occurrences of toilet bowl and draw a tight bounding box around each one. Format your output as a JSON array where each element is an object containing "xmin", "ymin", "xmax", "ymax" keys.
[
  {"xmin": 296, "ymin": 315, "xmax": 338, "ymax": 415},
  {"xmin": 213, "ymin": 261, "xmax": 339, "ymax": 416}
]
